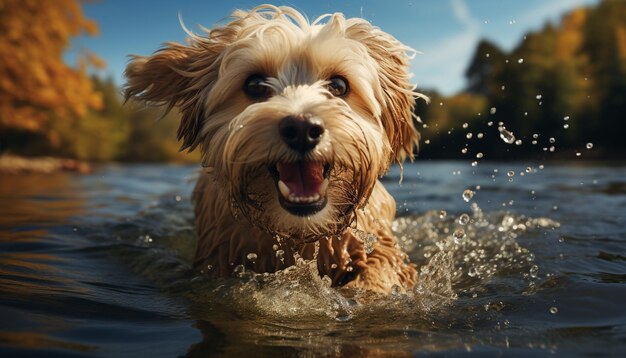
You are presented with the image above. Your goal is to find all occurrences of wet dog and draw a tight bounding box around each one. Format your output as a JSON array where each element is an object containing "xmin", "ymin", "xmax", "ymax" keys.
[{"xmin": 125, "ymin": 5, "xmax": 424, "ymax": 293}]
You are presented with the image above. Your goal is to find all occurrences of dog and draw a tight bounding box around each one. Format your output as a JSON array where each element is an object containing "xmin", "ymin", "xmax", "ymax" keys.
[{"xmin": 124, "ymin": 5, "xmax": 424, "ymax": 294}]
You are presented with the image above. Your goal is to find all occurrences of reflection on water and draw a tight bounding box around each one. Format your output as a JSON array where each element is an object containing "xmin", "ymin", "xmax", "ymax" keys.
[
  {"xmin": 1, "ymin": 162, "xmax": 626, "ymax": 355},
  {"xmin": 0, "ymin": 173, "xmax": 85, "ymax": 227}
]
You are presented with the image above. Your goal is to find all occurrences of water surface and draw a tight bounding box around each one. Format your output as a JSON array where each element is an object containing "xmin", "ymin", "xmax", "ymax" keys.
[{"xmin": 1, "ymin": 161, "xmax": 625, "ymax": 356}]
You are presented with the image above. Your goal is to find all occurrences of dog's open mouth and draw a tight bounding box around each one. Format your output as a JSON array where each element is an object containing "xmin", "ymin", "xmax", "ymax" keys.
[{"xmin": 269, "ymin": 161, "xmax": 330, "ymax": 216}]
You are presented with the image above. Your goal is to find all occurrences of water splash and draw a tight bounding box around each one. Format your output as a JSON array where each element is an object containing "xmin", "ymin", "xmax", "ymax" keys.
[{"xmin": 119, "ymin": 191, "xmax": 559, "ymax": 325}]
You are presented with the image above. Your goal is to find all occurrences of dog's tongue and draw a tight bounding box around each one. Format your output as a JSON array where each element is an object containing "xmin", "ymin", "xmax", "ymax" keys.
[{"xmin": 278, "ymin": 161, "xmax": 324, "ymax": 197}]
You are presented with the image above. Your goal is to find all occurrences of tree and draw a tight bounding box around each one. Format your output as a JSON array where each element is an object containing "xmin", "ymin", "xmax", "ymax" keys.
[
  {"xmin": 465, "ymin": 40, "xmax": 507, "ymax": 97},
  {"xmin": 0, "ymin": 0, "xmax": 103, "ymax": 137},
  {"xmin": 582, "ymin": 0, "xmax": 626, "ymax": 147}
]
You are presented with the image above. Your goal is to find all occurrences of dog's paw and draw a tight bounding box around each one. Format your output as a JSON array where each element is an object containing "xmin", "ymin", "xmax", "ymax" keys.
[{"xmin": 316, "ymin": 230, "xmax": 368, "ymax": 287}]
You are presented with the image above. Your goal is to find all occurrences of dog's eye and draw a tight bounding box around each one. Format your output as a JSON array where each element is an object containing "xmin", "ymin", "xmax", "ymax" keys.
[
  {"xmin": 327, "ymin": 76, "xmax": 349, "ymax": 97},
  {"xmin": 244, "ymin": 74, "xmax": 271, "ymax": 99}
]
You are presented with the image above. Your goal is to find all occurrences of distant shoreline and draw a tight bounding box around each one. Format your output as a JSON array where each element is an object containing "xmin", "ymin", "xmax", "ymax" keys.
[{"xmin": 0, "ymin": 154, "xmax": 92, "ymax": 174}]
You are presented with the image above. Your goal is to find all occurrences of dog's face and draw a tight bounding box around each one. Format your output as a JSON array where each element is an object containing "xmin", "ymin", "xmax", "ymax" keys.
[{"xmin": 125, "ymin": 5, "xmax": 420, "ymax": 241}]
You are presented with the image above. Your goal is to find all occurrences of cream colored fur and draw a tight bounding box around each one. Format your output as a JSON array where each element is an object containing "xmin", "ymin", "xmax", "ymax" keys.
[{"xmin": 124, "ymin": 5, "xmax": 423, "ymax": 293}]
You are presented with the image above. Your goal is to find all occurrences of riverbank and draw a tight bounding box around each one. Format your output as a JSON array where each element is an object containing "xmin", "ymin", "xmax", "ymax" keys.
[{"xmin": 0, "ymin": 154, "xmax": 92, "ymax": 174}]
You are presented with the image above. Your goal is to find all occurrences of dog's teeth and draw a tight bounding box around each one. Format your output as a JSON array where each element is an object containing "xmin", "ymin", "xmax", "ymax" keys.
[
  {"xmin": 319, "ymin": 179, "xmax": 329, "ymax": 196},
  {"xmin": 278, "ymin": 180, "xmax": 291, "ymax": 198},
  {"xmin": 283, "ymin": 190, "xmax": 323, "ymax": 204}
]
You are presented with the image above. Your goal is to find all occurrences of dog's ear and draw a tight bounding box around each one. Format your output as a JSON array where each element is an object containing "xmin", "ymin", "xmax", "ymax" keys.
[
  {"xmin": 124, "ymin": 38, "xmax": 227, "ymax": 151},
  {"xmin": 346, "ymin": 22, "xmax": 421, "ymax": 164}
]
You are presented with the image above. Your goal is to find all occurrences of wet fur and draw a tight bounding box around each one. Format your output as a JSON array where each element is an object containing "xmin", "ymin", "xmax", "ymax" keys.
[{"xmin": 125, "ymin": 5, "xmax": 423, "ymax": 293}]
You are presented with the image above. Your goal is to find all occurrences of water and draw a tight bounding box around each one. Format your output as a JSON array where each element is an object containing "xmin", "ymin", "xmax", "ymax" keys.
[{"xmin": 1, "ymin": 161, "xmax": 625, "ymax": 356}]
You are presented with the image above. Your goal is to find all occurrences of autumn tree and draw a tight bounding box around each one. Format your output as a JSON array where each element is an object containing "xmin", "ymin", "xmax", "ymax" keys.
[{"xmin": 0, "ymin": 0, "xmax": 103, "ymax": 138}]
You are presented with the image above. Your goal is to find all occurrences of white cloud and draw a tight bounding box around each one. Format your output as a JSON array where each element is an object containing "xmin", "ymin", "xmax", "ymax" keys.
[{"xmin": 413, "ymin": 0, "xmax": 480, "ymax": 94}]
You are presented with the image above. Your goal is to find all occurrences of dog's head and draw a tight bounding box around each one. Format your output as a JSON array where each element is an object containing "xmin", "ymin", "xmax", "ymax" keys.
[{"xmin": 125, "ymin": 5, "xmax": 421, "ymax": 241}]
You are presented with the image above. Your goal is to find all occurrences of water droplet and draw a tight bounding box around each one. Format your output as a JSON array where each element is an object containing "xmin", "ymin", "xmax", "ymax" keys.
[
  {"xmin": 476, "ymin": 152, "xmax": 483, "ymax": 159},
  {"xmin": 272, "ymin": 244, "xmax": 279, "ymax": 250},
  {"xmin": 576, "ymin": 152, "xmax": 581, "ymax": 157},
  {"xmin": 533, "ymin": 133, "xmax": 539, "ymax": 139},
  {"xmin": 175, "ymin": 195, "xmax": 182, "ymax": 202},
  {"xmin": 363, "ymin": 233, "xmax": 377, "ymax": 254},
  {"xmin": 458, "ymin": 213, "xmax": 470, "ymax": 225},
  {"xmin": 466, "ymin": 133, "xmax": 473, "ymax": 139},
  {"xmin": 549, "ymin": 137, "xmax": 555, "ymax": 144},
  {"xmin": 563, "ymin": 124, "xmax": 569, "ymax": 129},
  {"xmin": 462, "ymin": 189, "xmax": 475, "ymax": 202},
  {"xmin": 424, "ymin": 139, "xmax": 430, "ymax": 144},
  {"xmin": 486, "ymin": 53, "xmax": 490, "ymax": 58},
  {"xmin": 276, "ymin": 249, "xmax": 285, "ymax": 262},
  {"xmin": 532, "ymin": 140, "xmax": 538, "ymax": 145},
  {"xmin": 391, "ymin": 285, "xmax": 400, "ymax": 296},
  {"xmin": 536, "ymin": 94, "xmax": 542, "ymax": 99},
  {"xmin": 346, "ymin": 266, "xmax": 354, "ymax": 272},
  {"xmin": 529, "ymin": 265, "xmax": 539, "ymax": 278},
  {"xmin": 517, "ymin": 58, "xmax": 524, "ymax": 63},
  {"xmin": 549, "ymin": 146, "xmax": 555, "ymax": 152},
  {"xmin": 586, "ymin": 143, "xmax": 593, "ymax": 149},
  {"xmin": 507, "ymin": 171, "xmax": 515, "ymax": 177},
  {"xmin": 461, "ymin": 148, "xmax": 468, "ymax": 154},
  {"xmin": 471, "ymin": 161, "xmax": 478, "ymax": 167},
  {"xmin": 526, "ymin": 166, "xmax": 532, "ymax": 173},
  {"xmin": 564, "ymin": 116, "xmax": 570, "ymax": 121},
  {"xmin": 439, "ymin": 210, "xmax": 447, "ymax": 219},
  {"xmin": 477, "ymin": 133, "xmax": 484, "ymax": 139},
  {"xmin": 498, "ymin": 126, "xmax": 516, "ymax": 144},
  {"xmin": 490, "ymin": 107, "xmax": 497, "ymax": 115},
  {"xmin": 246, "ymin": 253, "xmax": 257, "ymax": 262},
  {"xmin": 462, "ymin": 122, "xmax": 468, "ymax": 129},
  {"xmin": 330, "ymin": 263, "xmax": 338, "ymax": 269},
  {"xmin": 487, "ymin": 121, "xmax": 493, "ymax": 126},
  {"xmin": 550, "ymin": 306, "xmax": 558, "ymax": 314},
  {"xmin": 453, "ymin": 229, "xmax": 466, "ymax": 242},
  {"xmin": 515, "ymin": 139, "xmax": 522, "ymax": 145}
]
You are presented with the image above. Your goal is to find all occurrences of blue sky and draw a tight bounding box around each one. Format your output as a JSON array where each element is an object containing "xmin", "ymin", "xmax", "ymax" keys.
[{"xmin": 70, "ymin": 0, "xmax": 599, "ymax": 95}]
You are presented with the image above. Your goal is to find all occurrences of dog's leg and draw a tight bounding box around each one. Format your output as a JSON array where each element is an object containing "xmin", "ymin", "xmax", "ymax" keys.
[
  {"xmin": 317, "ymin": 181, "xmax": 417, "ymax": 293},
  {"xmin": 316, "ymin": 228, "xmax": 416, "ymax": 293}
]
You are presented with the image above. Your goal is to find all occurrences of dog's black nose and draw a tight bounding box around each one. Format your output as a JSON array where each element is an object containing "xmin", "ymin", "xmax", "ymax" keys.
[{"xmin": 278, "ymin": 114, "xmax": 325, "ymax": 153}]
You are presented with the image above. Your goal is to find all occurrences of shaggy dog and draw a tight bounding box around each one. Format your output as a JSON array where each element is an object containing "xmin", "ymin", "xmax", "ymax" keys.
[{"xmin": 125, "ymin": 5, "xmax": 424, "ymax": 293}]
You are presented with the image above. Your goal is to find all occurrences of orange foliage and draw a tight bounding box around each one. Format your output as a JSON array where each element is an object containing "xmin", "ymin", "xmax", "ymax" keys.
[
  {"xmin": 555, "ymin": 8, "xmax": 587, "ymax": 59},
  {"xmin": 0, "ymin": 0, "xmax": 103, "ymax": 134}
]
